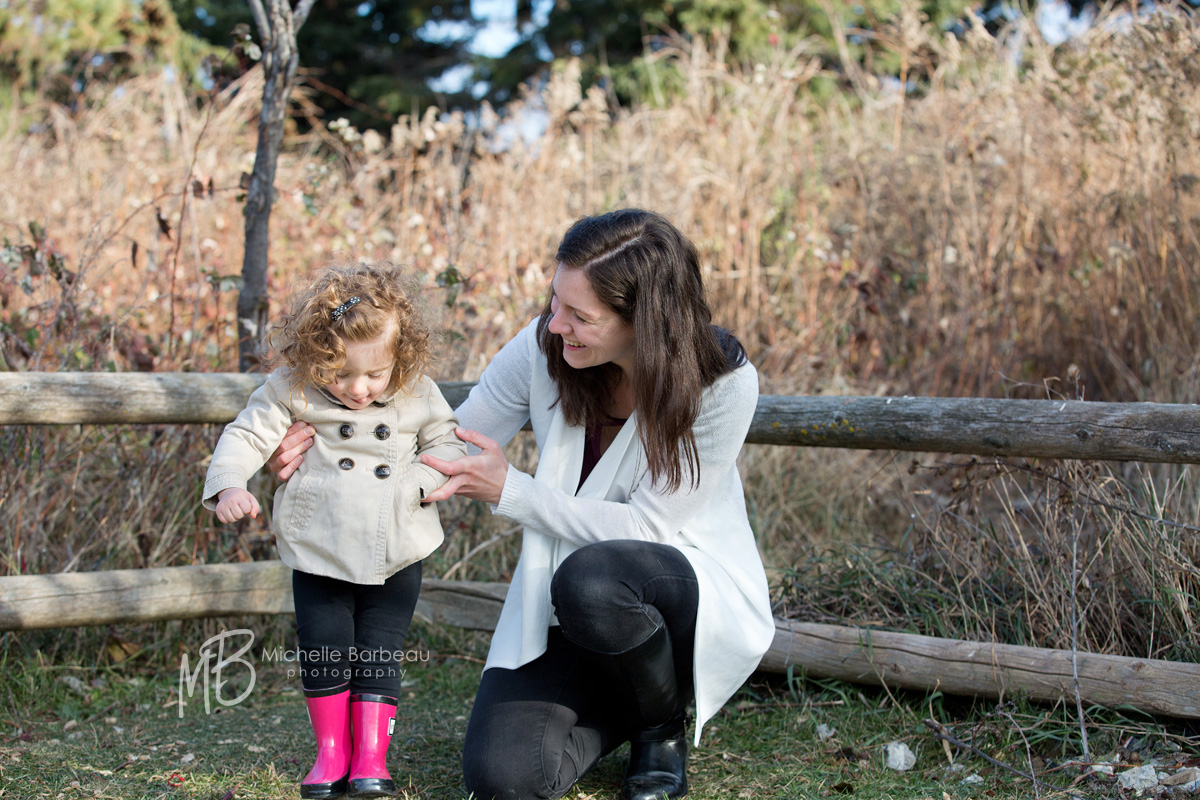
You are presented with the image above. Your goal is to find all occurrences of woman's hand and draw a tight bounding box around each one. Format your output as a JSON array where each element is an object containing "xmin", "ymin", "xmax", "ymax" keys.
[
  {"xmin": 267, "ymin": 421, "xmax": 316, "ymax": 480},
  {"xmin": 420, "ymin": 427, "xmax": 509, "ymax": 505}
]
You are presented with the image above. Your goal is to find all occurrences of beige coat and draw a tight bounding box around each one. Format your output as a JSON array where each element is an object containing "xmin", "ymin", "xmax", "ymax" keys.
[{"xmin": 203, "ymin": 369, "xmax": 465, "ymax": 584}]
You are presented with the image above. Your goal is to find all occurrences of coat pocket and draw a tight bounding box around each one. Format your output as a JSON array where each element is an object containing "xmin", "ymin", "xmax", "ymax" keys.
[
  {"xmin": 387, "ymin": 476, "xmax": 443, "ymax": 568},
  {"xmin": 276, "ymin": 467, "xmax": 326, "ymax": 540},
  {"xmin": 405, "ymin": 474, "xmax": 425, "ymax": 515}
]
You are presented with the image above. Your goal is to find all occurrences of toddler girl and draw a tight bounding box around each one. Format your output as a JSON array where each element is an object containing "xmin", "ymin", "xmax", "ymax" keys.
[{"xmin": 203, "ymin": 261, "xmax": 465, "ymax": 798}]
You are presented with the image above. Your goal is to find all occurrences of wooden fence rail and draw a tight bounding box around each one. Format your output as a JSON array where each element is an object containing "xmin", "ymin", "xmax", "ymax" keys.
[
  {"xmin": 3, "ymin": 561, "xmax": 1197, "ymax": 719},
  {"xmin": 3, "ymin": 372, "xmax": 1200, "ymax": 462},
  {"xmin": 0, "ymin": 562, "xmax": 509, "ymax": 633},
  {"xmin": 2, "ymin": 372, "xmax": 1199, "ymax": 719}
]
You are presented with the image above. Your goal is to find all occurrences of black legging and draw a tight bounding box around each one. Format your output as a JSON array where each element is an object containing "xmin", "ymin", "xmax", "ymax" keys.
[
  {"xmin": 462, "ymin": 540, "xmax": 699, "ymax": 800},
  {"xmin": 292, "ymin": 561, "xmax": 422, "ymax": 697}
]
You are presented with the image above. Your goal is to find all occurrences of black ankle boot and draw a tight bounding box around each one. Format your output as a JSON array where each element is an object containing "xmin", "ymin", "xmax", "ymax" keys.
[
  {"xmin": 622, "ymin": 717, "xmax": 688, "ymax": 800},
  {"xmin": 600, "ymin": 625, "xmax": 690, "ymax": 800}
]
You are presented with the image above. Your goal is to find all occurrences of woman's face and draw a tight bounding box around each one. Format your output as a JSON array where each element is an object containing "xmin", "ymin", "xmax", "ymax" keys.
[
  {"xmin": 327, "ymin": 323, "xmax": 396, "ymax": 409},
  {"xmin": 547, "ymin": 266, "xmax": 636, "ymax": 375}
]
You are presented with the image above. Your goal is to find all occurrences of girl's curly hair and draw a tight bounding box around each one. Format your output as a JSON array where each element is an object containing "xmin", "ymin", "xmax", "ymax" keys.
[{"xmin": 267, "ymin": 261, "xmax": 432, "ymax": 396}]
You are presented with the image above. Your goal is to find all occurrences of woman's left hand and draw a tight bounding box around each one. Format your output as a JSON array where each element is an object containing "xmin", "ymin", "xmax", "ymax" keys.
[{"xmin": 420, "ymin": 427, "xmax": 509, "ymax": 505}]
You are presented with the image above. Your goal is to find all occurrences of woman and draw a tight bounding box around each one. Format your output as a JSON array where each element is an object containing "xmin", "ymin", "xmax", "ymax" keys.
[{"xmin": 271, "ymin": 209, "xmax": 775, "ymax": 800}]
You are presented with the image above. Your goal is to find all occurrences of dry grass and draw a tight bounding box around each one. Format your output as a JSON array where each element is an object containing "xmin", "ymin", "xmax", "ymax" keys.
[
  {"xmin": 0, "ymin": 426, "xmax": 231, "ymax": 576},
  {"xmin": 1, "ymin": 7, "xmax": 1198, "ymax": 659},
  {"xmin": 777, "ymin": 455, "xmax": 1200, "ymax": 661}
]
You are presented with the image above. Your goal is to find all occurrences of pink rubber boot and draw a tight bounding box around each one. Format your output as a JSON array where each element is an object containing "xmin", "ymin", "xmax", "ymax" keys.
[
  {"xmin": 348, "ymin": 694, "xmax": 399, "ymax": 798},
  {"xmin": 301, "ymin": 689, "xmax": 352, "ymax": 799}
]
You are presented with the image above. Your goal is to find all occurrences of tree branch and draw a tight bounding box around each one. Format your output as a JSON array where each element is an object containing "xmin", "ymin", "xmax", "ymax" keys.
[
  {"xmin": 293, "ymin": 0, "xmax": 319, "ymax": 32},
  {"xmin": 246, "ymin": 0, "xmax": 270, "ymax": 40}
]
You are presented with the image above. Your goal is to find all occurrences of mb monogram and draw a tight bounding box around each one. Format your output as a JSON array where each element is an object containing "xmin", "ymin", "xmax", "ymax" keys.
[{"xmin": 178, "ymin": 629, "xmax": 256, "ymax": 717}]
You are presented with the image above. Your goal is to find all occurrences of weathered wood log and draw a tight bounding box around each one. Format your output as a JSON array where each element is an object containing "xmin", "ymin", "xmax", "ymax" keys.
[
  {"xmin": 0, "ymin": 373, "xmax": 475, "ymax": 426},
  {"xmin": 3, "ymin": 373, "xmax": 1200, "ymax": 463},
  {"xmin": 0, "ymin": 562, "xmax": 507, "ymax": 632},
  {"xmin": 0, "ymin": 561, "xmax": 294, "ymax": 629},
  {"xmin": 415, "ymin": 578, "xmax": 509, "ymax": 631},
  {"xmin": 750, "ymin": 395, "xmax": 1200, "ymax": 463},
  {"xmin": 758, "ymin": 620, "xmax": 1200, "ymax": 719},
  {"xmin": 5, "ymin": 564, "xmax": 1197, "ymax": 720}
]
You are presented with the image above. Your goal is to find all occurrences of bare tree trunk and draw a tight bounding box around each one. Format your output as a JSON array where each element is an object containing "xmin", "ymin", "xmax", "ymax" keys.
[{"xmin": 237, "ymin": 0, "xmax": 317, "ymax": 373}]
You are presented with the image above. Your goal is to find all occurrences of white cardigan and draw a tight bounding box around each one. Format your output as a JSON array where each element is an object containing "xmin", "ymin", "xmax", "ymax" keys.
[{"xmin": 456, "ymin": 320, "xmax": 775, "ymax": 744}]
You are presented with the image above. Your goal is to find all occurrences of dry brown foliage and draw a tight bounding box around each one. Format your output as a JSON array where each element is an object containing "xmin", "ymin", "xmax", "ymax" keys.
[{"xmin": 1, "ymin": 8, "xmax": 1198, "ymax": 656}]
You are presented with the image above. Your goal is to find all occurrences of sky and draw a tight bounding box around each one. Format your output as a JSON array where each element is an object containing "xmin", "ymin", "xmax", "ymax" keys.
[{"xmin": 424, "ymin": 0, "xmax": 553, "ymax": 96}]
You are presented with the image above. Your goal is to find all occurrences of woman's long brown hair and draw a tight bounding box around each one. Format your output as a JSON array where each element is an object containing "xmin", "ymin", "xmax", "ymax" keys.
[{"xmin": 537, "ymin": 209, "xmax": 746, "ymax": 492}]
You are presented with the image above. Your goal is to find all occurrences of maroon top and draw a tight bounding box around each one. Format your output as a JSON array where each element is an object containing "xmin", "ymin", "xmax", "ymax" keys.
[{"xmin": 578, "ymin": 416, "xmax": 628, "ymax": 491}]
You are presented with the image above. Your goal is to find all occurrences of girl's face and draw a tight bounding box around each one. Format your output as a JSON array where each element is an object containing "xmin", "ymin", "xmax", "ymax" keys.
[
  {"xmin": 328, "ymin": 325, "xmax": 396, "ymax": 409},
  {"xmin": 547, "ymin": 266, "xmax": 636, "ymax": 375}
]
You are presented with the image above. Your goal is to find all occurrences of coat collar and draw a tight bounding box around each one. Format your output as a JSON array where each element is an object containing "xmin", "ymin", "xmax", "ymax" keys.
[
  {"xmin": 312, "ymin": 382, "xmax": 400, "ymax": 410},
  {"xmin": 534, "ymin": 407, "xmax": 639, "ymax": 498}
]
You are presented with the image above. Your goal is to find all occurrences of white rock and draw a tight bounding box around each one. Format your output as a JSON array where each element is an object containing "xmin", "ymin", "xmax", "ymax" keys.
[
  {"xmin": 1117, "ymin": 765, "xmax": 1158, "ymax": 791},
  {"xmin": 883, "ymin": 742, "xmax": 916, "ymax": 771},
  {"xmin": 1162, "ymin": 768, "xmax": 1200, "ymax": 787}
]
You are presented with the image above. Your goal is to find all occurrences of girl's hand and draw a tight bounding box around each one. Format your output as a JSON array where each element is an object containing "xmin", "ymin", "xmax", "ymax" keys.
[
  {"xmin": 267, "ymin": 421, "xmax": 316, "ymax": 480},
  {"xmin": 215, "ymin": 488, "xmax": 260, "ymax": 523},
  {"xmin": 420, "ymin": 427, "xmax": 509, "ymax": 505}
]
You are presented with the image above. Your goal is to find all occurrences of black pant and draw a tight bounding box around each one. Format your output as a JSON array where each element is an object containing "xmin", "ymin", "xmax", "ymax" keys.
[
  {"xmin": 462, "ymin": 540, "xmax": 699, "ymax": 800},
  {"xmin": 292, "ymin": 562, "xmax": 422, "ymax": 697}
]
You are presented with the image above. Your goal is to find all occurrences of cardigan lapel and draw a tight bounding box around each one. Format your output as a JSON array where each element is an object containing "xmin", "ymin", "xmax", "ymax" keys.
[
  {"xmin": 493, "ymin": 403, "xmax": 645, "ymax": 670},
  {"xmin": 510, "ymin": 407, "xmax": 585, "ymax": 661},
  {"xmin": 576, "ymin": 412, "xmax": 638, "ymax": 499},
  {"xmin": 534, "ymin": 408, "xmax": 584, "ymax": 495}
]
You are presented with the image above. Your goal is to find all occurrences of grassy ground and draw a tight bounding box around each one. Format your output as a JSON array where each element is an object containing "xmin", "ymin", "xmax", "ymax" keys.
[{"xmin": 3, "ymin": 619, "xmax": 1193, "ymax": 799}]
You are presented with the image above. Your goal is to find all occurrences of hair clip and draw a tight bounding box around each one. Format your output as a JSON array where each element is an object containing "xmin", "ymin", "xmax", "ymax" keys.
[{"xmin": 331, "ymin": 296, "xmax": 362, "ymax": 322}]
